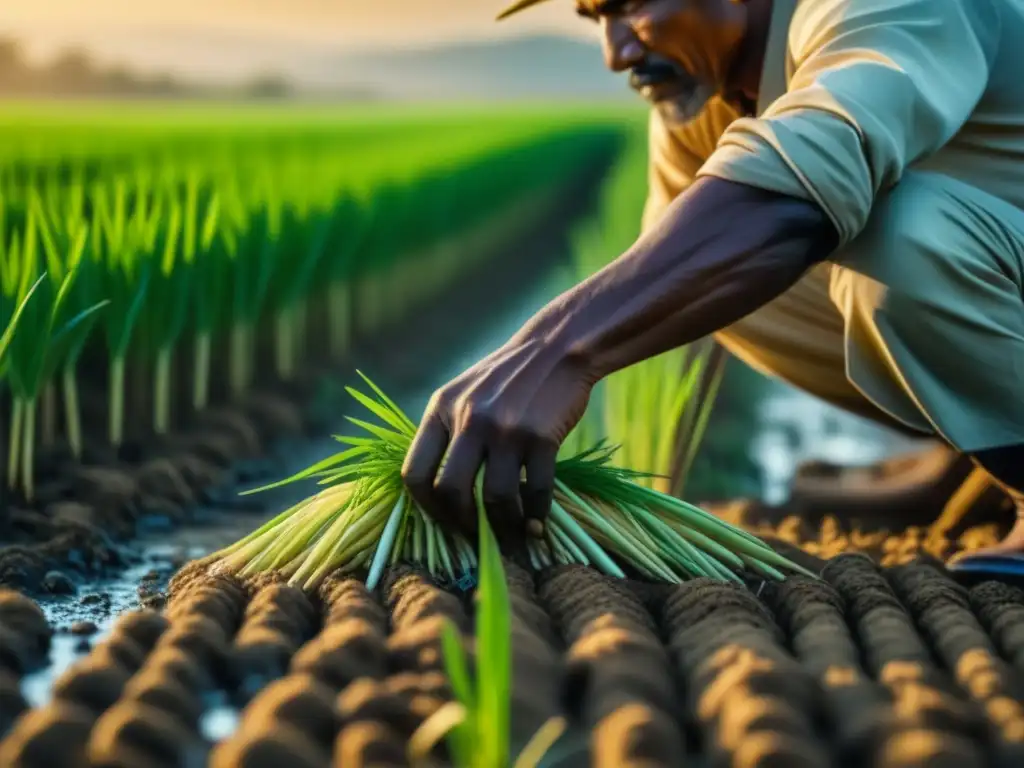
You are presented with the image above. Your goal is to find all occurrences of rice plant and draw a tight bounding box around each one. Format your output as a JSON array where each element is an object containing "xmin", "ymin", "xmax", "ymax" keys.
[
  {"xmin": 193, "ymin": 372, "xmax": 816, "ymax": 592},
  {"xmin": 409, "ymin": 499, "xmax": 568, "ymax": 768},
  {"xmin": 0, "ymin": 267, "xmax": 46, "ymax": 506},
  {"xmin": 1, "ymin": 198, "xmax": 107, "ymax": 500}
]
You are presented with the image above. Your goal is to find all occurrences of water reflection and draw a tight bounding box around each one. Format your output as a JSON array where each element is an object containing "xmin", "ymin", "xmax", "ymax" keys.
[{"xmin": 752, "ymin": 379, "xmax": 931, "ymax": 505}]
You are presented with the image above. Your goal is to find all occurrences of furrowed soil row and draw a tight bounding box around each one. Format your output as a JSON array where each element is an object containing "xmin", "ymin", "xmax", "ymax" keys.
[
  {"xmin": 4, "ymin": 555, "xmax": 1024, "ymax": 766},
  {"xmin": 970, "ymin": 582, "xmax": 1024, "ymax": 672},
  {"xmin": 825, "ymin": 554, "xmax": 997, "ymax": 766},
  {"xmin": 663, "ymin": 578, "xmax": 830, "ymax": 767},
  {"xmin": 540, "ymin": 564, "xmax": 681, "ymax": 766},
  {"xmin": 0, "ymin": 591, "xmax": 52, "ymax": 739},
  {"xmin": 887, "ymin": 561, "xmax": 1024, "ymax": 765},
  {"xmin": 761, "ymin": 574, "xmax": 882, "ymax": 766}
]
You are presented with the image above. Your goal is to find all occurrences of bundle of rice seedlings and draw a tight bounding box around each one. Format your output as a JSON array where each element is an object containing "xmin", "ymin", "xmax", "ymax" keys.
[{"xmin": 193, "ymin": 372, "xmax": 817, "ymax": 592}]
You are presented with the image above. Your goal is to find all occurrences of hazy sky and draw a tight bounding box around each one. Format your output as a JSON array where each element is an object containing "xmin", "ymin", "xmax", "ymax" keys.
[{"xmin": 6, "ymin": 0, "xmax": 593, "ymax": 50}]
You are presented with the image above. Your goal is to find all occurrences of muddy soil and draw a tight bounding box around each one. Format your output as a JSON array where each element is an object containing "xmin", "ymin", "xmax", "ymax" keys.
[
  {"xmin": 4, "ymin": 555, "xmax": 1024, "ymax": 767},
  {"xmin": 716, "ymin": 494, "xmax": 1014, "ymax": 569}
]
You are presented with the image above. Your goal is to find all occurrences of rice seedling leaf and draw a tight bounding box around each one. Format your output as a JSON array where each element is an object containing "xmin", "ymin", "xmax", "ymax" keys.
[
  {"xmin": 0, "ymin": 272, "xmax": 45, "ymax": 375},
  {"xmin": 475, "ymin": 480, "xmax": 512, "ymax": 767},
  {"xmin": 345, "ymin": 385, "xmax": 416, "ymax": 437},
  {"xmin": 440, "ymin": 620, "xmax": 475, "ymax": 709},
  {"xmin": 239, "ymin": 445, "xmax": 371, "ymax": 495}
]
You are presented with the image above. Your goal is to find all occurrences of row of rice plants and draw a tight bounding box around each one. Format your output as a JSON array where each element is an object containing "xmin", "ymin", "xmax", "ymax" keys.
[
  {"xmin": 0, "ymin": 111, "xmax": 623, "ymax": 506},
  {"xmin": 561, "ymin": 125, "xmax": 727, "ymax": 497}
]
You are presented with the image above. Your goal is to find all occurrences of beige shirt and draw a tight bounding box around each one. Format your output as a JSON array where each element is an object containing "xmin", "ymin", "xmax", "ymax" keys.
[
  {"xmin": 648, "ymin": 0, "xmax": 1024, "ymax": 231},
  {"xmin": 644, "ymin": 0, "xmax": 1024, "ymax": 451}
]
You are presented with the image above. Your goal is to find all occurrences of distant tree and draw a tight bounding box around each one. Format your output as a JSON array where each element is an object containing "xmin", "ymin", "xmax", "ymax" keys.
[
  {"xmin": 0, "ymin": 36, "xmax": 311, "ymax": 101},
  {"xmin": 102, "ymin": 66, "xmax": 139, "ymax": 95},
  {"xmin": 147, "ymin": 73, "xmax": 184, "ymax": 97},
  {"xmin": 45, "ymin": 48, "xmax": 98, "ymax": 94},
  {"xmin": 243, "ymin": 74, "xmax": 292, "ymax": 100},
  {"xmin": 0, "ymin": 37, "xmax": 22, "ymax": 70},
  {"xmin": 0, "ymin": 36, "xmax": 27, "ymax": 93}
]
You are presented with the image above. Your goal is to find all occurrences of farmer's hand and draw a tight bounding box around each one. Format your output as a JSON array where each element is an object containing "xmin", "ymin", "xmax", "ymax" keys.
[
  {"xmin": 401, "ymin": 335, "xmax": 595, "ymax": 539},
  {"xmin": 400, "ymin": 179, "xmax": 836, "ymax": 539}
]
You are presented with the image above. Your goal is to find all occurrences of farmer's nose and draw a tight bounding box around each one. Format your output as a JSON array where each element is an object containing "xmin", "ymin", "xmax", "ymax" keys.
[{"xmin": 601, "ymin": 18, "xmax": 644, "ymax": 72}]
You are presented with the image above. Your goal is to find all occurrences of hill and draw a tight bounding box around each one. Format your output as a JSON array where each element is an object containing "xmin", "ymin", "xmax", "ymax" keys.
[
  {"xmin": 5, "ymin": 27, "xmax": 632, "ymax": 101},
  {"xmin": 321, "ymin": 34, "xmax": 629, "ymax": 100}
]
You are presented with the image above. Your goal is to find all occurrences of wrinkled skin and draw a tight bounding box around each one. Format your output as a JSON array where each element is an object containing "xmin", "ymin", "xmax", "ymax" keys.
[
  {"xmin": 402, "ymin": 333, "xmax": 595, "ymax": 537},
  {"xmin": 402, "ymin": 0, "xmax": 790, "ymax": 538}
]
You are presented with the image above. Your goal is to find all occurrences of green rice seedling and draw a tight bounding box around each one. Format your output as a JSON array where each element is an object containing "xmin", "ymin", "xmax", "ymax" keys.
[
  {"xmin": 666, "ymin": 342, "xmax": 728, "ymax": 497},
  {"xmin": 598, "ymin": 339, "xmax": 727, "ymax": 495},
  {"xmin": 39, "ymin": 195, "xmax": 107, "ymax": 460},
  {"xmin": 227, "ymin": 171, "xmax": 277, "ymax": 398},
  {"xmin": 266, "ymin": 198, "xmax": 328, "ymax": 382},
  {"xmin": 191, "ymin": 372, "xmax": 815, "ymax": 592},
  {"xmin": 91, "ymin": 177, "xmax": 153, "ymax": 448},
  {"xmin": 0, "ymin": 271, "xmax": 44, "ymax": 386},
  {"xmin": 0, "ymin": 269, "xmax": 45, "ymax": 516},
  {"xmin": 408, "ymin": 499, "xmax": 568, "ymax": 768},
  {"xmin": 189, "ymin": 191, "xmax": 228, "ymax": 413},
  {"xmin": 139, "ymin": 176, "xmax": 202, "ymax": 434},
  {"xmin": 1, "ymin": 202, "xmax": 106, "ymax": 499}
]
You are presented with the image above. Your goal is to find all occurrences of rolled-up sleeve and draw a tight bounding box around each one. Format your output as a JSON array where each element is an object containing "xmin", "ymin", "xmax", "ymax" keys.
[{"xmin": 696, "ymin": 0, "xmax": 999, "ymax": 247}]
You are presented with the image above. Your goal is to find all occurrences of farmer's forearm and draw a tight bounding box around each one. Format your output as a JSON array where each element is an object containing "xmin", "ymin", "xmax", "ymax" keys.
[{"xmin": 513, "ymin": 177, "xmax": 838, "ymax": 378}]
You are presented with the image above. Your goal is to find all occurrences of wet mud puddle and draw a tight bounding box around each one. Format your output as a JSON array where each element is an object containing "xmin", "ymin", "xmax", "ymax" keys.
[
  {"xmin": 751, "ymin": 381, "xmax": 932, "ymax": 505},
  {"xmin": 20, "ymin": 438, "xmax": 328, "ymax": 731}
]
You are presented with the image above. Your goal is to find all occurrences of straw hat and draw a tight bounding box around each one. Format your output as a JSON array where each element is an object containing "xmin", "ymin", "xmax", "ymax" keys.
[{"xmin": 496, "ymin": 0, "xmax": 555, "ymax": 21}]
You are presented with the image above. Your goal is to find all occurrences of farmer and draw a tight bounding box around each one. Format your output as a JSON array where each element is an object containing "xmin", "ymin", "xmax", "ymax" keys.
[{"xmin": 402, "ymin": 0, "xmax": 1024, "ymax": 572}]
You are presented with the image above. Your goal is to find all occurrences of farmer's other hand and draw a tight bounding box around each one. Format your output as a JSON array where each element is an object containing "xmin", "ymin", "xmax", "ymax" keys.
[{"xmin": 401, "ymin": 336, "xmax": 595, "ymax": 539}]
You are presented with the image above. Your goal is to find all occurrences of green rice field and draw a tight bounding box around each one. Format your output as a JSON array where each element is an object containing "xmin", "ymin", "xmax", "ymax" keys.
[{"xmin": 0, "ymin": 103, "xmax": 637, "ymax": 505}]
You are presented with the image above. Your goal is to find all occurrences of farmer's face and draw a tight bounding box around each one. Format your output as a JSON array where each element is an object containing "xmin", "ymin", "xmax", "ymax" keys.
[{"xmin": 578, "ymin": 0, "xmax": 747, "ymax": 126}]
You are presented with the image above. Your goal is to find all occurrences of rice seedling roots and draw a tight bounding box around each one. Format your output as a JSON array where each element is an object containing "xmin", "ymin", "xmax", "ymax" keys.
[{"xmin": 4, "ymin": 553, "xmax": 1024, "ymax": 766}]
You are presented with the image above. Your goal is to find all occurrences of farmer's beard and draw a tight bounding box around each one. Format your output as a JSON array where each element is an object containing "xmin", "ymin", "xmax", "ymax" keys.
[{"xmin": 628, "ymin": 55, "xmax": 716, "ymax": 127}]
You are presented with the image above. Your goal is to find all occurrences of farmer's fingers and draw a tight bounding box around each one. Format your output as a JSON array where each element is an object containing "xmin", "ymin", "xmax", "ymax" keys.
[
  {"xmin": 522, "ymin": 439, "xmax": 558, "ymax": 523},
  {"xmin": 402, "ymin": 413, "xmax": 449, "ymax": 524},
  {"xmin": 433, "ymin": 431, "xmax": 486, "ymax": 535},
  {"xmin": 482, "ymin": 445, "xmax": 525, "ymax": 543}
]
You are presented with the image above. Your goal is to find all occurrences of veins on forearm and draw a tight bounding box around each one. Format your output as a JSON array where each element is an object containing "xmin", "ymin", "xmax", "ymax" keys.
[{"xmin": 516, "ymin": 177, "xmax": 838, "ymax": 377}]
